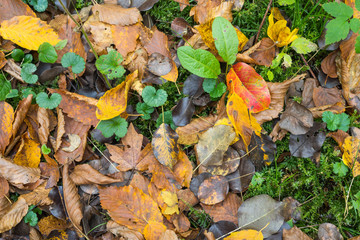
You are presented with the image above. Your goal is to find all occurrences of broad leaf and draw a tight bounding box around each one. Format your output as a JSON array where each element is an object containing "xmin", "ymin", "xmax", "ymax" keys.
[
  {"xmin": 0, "ymin": 102, "xmax": 14, "ymax": 155},
  {"xmin": 11, "ymin": 49, "xmax": 24, "ymax": 61},
  {"xmin": 212, "ymin": 17, "xmax": 239, "ymax": 64},
  {"xmin": 142, "ymin": 86, "xmax": 168, "ymax": 107},
  {"xmin": 0, "ymin": 16, "xmax": 60, "ymax": 50},
  {"xmin": 38, "ymin": 42, "xmax": 57, "ymax": 63},
  {"xmin": 136, "ymin": 102, "xmax": 154, "ymax": 120},
  {"xmin": 342, "ymin": 136, "xmax": 360, "ymax": 177},
  {"xmin": 36, "ymin": 92, "xmax": 62, "ymax": 109},
  {"xmin": 28, "ymin": 0, "xmax": 48, "ymax": 12},
  {"xmin": 325, "ymin": 18, "xmax": 350, "ymax": 45},
  {"xmin": 21, "ymin": 63, "xmax": 38, "ymax": 84},
  {"xmin": 177, "ymin": 46, "xmax": 221, "ymax": 78},
  {"xmin": 97, "ymin": 116, "xmax": 128, "ymax": 138},
  {"xmin": 290, "ymin": 37, "xmax": 318, "ymax": 54},
  {"xmin": 322, "ymin": 111, "xmax": 350, "ymax": 131},
  {"xmin": 226, "ymin": 62, "xmax": 270, "ymax": 113},
  {"xmin": 13, "ymin": 134, "xmax": 41, "ymax": 168},
  {"xmin": 323, "ymin": 2, "xmax": 353, "ymax": 18},
  {"xmin": 95, "ymin": 50, "xmax": 125, "ymax": 80},
  {"xmin": 0, "ymin": 76, "xmax": 11, "ymax": 101},
  {"xmin": 61, "ymin": 52, "xmax": 85, "ymax": 74}
]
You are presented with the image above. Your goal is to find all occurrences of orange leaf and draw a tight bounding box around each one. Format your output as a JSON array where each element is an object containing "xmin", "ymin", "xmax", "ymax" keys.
[
  {"xmin": 92, "ymin": 4, "xmax": 142, "ymax": 26},
  {"xmin": 173, "ymin": 149, "xmax": 193, "ymax": 188},
  {"xmin": 0, "ymin": 16, "xmax": 60, "ymax": 50},
  {"xmin": 96, "ymin": 70, "xmax": 137, "ymax": 120},
  {"xmin": 70, "ymin": 164, "xmax": 122, "ymax": 185},
  {"xmin": 13, "ymin": 134, "xmax": 41, "ymax": 168},
  {"xmin": 144, "ymin": 221, "xmax": 167, "ymax": 240},
  {"xmin": 0, "ymin": 101, "xmax": 14, "ymax": 155},
  {"xmin": 226, "ymin": 93, "xmax": 261, "ymax": 149},
  {"xmin": 112, "ymin": 23, "xmax": 141, "ymax": 58},
  {"xmin": 99, "ymin": 185, "xmax": 163, "ymax": 233},
  {"xmin": 0, "ymin": 0, "xmax": 36, "ymax": 23},
  {"xmin": 0, "ymin": 50, "xmax": 7, "ymax": 69},
  {"xmin": 224, "ymin": 230, "xmax": 264, "ymax": 240},
  {"xmin": 12, "ymin": 94, "xmax": 33, "ymax": 139}
]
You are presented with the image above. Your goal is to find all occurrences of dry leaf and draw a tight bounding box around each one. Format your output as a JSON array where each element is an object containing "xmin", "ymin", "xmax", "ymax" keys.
[
  {"xmin": 48, "ymin": 89, "xmax": 99, "ymax": 127},
  {"xmin": 112, "ymin": 23, "xmax": 141, "ymax": 58},
  {"xmin": 99, "ymin": 185, "xmax": 163, "ymax": 233},
  {"xmin": 13, "ymin": 134, "xmax": 41, "ymax": 168},
  {"xmin": 55, "ymin": 108, "xmax": 66, "ymax": 152},
  {"xmin": 0, "ymin": 0, "xmax": 36, "ymax": 23},
  {"xmin": 0, "ymin": 197, "xmax": 28, "ymax": 233},
  {"xmin": 0, "ymin": 101, "xmax": 14, "ymax": 155},
  {"xmin": 313, "ymin": 86, "xmax": 345, "ymax": 113},
  {"xmin": 12, "ymin": 94, "xmax": 33, "ymax": 139},
  {"xmin": 0, "ymin": 176, "xmax": 9, "ymax": 199},
  {"xmin": 96, "ymin": 71, "xmax": 137, "ymax": 120},
  {"xmin": 107, "ymin": 220, "xmax": 144, "ymax": 239},
  {"xmin": 190, "ymin": 0, "xmax": 233, "ymax": 25},
  {"xmin": 61, "ymin": 134, "xmax": 81, "ymax": 152},
  {"xmin": 0, "ymin": 156, "xmax": 40, "ymax": 185},
  {"xmin": 0, "ymin": 16, "xmax": 60, "ymax": 50},
  {"xmin": 22, "ymin": 181, "xmax": 52, "ymax": 206},
  {"xmin": 37, "ymin": 107, "xmax": 50, "ymax": 145},
  {"xmin": 62, "ymin": 163, "xmax": 83, "ymax": 232},
  {"xmin": 173, "ymin": 149, "xmax": 193, "ymax": 188},
  {"xmin": 249, "ymin": 38, "xmax": 276, "ymax": 67},
  {"xmin": 0, "ymin": 50, "xmax": 7, "ymax": 69},
  {"xmin": 321, "ymin": 50, "xmax": 339, "ymax": 78},
  {"xmin": 161, "ymin": 190, "xmax": 179, "ymax": 215},
  {"xmin": 198, "ymin": 175, "xmax": 229, "ymax": 205},
  {"xmin": 83, "ymin": 16, "xmax": 113, "ymax": 55},
  {"xmin": 143, "ymin": 221, "xmax": 167, "ymax": 240},
  {"xmin": 224, "ymin": 230, "xmax": 263, "ymax": 240},
  {"xmin": 342, "ymin": 136, "xmax": 360, "ymax": 177},
  {"xmin": 283, "ymin": 226, "xmax": 312, "ymax": 240},
  {"xmin": 92, "ymin": 4, "xmax": 142, "ymax": 26},
  {"xmin": 70, "ymin": 164, "xmax": 122, "ymax": 185},
  {"xmin": 39, "ymin": 156, "xmax": 60, "ymax": 189},
  {"xmin": 38, "ymin": 215, "xmax": 69, "ymax": 236}
]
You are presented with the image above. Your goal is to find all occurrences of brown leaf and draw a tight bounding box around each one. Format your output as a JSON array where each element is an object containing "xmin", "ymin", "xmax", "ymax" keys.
[
  {"xmin": 198, "ymin": 175, "xmax": 229, "ymax": 205},
  {"xmin": 178, "ymin": 189, "xmax": 199, "ymax": 212},
  {"xmin": 39, "ymin": 156, "xmax": 60, "ymax": 189},
  {"xmin": 313, "ymin": 86, "xmax": 345, "ymax": 113},
  {"xmin": 143, "ymin": 221, "xmax": 167, "ymax": 240},
  {"xmin": 83, "ymin": 16, "xmax": 113, "ymax": 55},
  {"xmin": 0, "ymin": 195, "xmax": 11, "ymax": 216},
  {"xmin": 22, "ymin": 181, "xmax": 52, "ymax": 206},
  {"xmin": 283, "ymin": 226, "xmax": 312, "ymax": 240},
  {"xmin": 55, "ymin": 114, "xmax": 90, "ymax": 164},
  {"xmin": 253, "ymin": 74, "xmax": 306, "ymax": 124},
  {"xmin": 62, "ymin": 163, "xmax": 83, "ymax": 232},
  {"xmin": 38, "ymin": 215, "xmax": 69, "ymax": 236},
  {"xmin": 123, "ymin": 44, "xmax": 148, "ymax": 80},
  {"xmin": 0, "ymin": 50, "xmax": 7, "ymax": 69},
  {"xmin": 56, "ymin": 108, "xmax": 66, "ymax": 152},
  {"xmin": 70, "ymin": 164, "xmax": 122, "ymax": 185},
  {"xmin": 0, "ymin": 197, "xmax": 28, "ymax": 233},
  {"xmin": 249, "ymin": 38, "xmax": 276, "ymax": 67},
  {"xmin": 13, "ymin": 134, "xmax": 41, "ymax": 168},
  {"xmin": 99, "ymin": 185, "xmax": 163, "ymax": 233},
  {"xmin": 37, "ymin": 107, "xmax": 50, "ymax": 145},
  {"xmin": 152, "ymin": 123, "xmax": 179, "ymax": 170},
  {"xmin": 0, "ymin": 101, "xmax": 14, "ymax": 155},
  {"xmin": 48, "ymin": 89, "xmax": 99, "ymax": 127},
  {"xmin": 301, "ymin": 78, "xmax": 318, "ymax": 108},
  {"xmin": 173, "ymin": 149, "xmax": 193, "ymax": 188},
  {"xmin": 190, "ymin": 0, "xmax": 232, "ymax": 25},
  {"xmin": 176, "ymin": 115, "xmax": 217, "ymax": 145},
  {"xmin": 173, "ymin": 0, "xmax": 190, "ymax": 11},
  {"xmin": 0, "ymin": 176, "xmax": 9, "ymax": 198},
  {"xmin": 92, "ymin": 4, "xmax": 142, "ymax": 26},
  {"xmin": 328, "ymin": 130, "xmax": 349, "ymax": 150},
  {"xmin": 202, "ymin": 147, "xmax": 240, "ymax": 176},
  {"xmin": 201, "ymin": 192, "xmax": 241, "ymax": 225},
  {"xmin": 106, "ymin": 220, "xmax": 144, "ymax": 239},
  {"xmin": 0, "ymin": 0, "xmax": 36, "ymax": 23},
  {"xmin": 321, "ymin": 50, "xmax": 339, "ymax": 78},
  {"xmin": 0, "ymin": 156, "xmax": 40, "ymax": 185},
  {"xmin": 172, "ymin": 213, "xmax": 190, "ymax": 233},
  {"xmin": 112, "ymin": 23, "xmax": 141, "ymax": 58}
]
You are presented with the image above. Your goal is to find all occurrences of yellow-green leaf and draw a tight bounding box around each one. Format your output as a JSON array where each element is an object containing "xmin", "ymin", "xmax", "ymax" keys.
[{"xmin": 342, "ymin": 136, "xmax": 360, "ymax": 177}]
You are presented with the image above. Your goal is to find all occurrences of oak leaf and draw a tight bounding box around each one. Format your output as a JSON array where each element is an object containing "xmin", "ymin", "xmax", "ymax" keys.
[
  {"xmin": 0, "ymin": 101, "xmax": 14, "ymax": 155},
  {"xmin": 0, "ymin": 16, "xmax": 60, "ymax": 50}
]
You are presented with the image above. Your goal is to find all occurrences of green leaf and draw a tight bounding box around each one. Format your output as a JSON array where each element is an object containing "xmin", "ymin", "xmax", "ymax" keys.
[
  {"xmin": 203, "ymin": 78, "xmax": 216, "ymax": 93},
  {"xmin": 325, "ymin": 18, "xmax": 350, "ymax": 45},
  {"xmin": 142, "ymin": 86, "xmax": 168, "ymax": 107},
  {"xmin": 23, "ymin": 54, "xmax": 33, "ymax": 64},
  {"xmin": 333, "ymin": 162, "xmax": 348, "ymax": 177},
  {"xmin": 6, "ymin": 89, "xmax": 19, "ymax": 99},
  {"xmin": 322, "ymin": 2, "xmax": 353, "ymax": 18},
  {"xmin": 177, "ymin": 46, "xmax": 221, "ymax": 78},
  {"xmin": 22, "ymin": 88, "xmax": 36, "ymax": 99},
  {"xmin": 41, "ymin": 144, "xmax": 51, "ymax": 155},
  {"xmin": 0, "ymin": 76, "xmax": 11, "ymax": 101},
  {"xmin": 136, "ymin": 102, "xmax": 154, "ymax": 120},
  {"xmin": 97, "ymin": 116, "xmax": 128, "ymax": 138},
  {"xmin": 28, "ymin": 0, "xmax": 48, "ymax": 12},
  {"xmin": 36, "ymin": 92, "xmax": 62, "ymax": 109},
  {"xmin": 267, "ymin": 70, "xmax": 274, "ymax": 81},
  {"xmin": 21, "ymin": 63, "xmax": 38, "ymax": 84},
  {"xmin": 11, "ymin": 49, "xmax": 24, "ymax": 62},
  {"xmin": 357, "ymin": 0, "xmax": 360, "ymax": 11},
  {"xmin": 38, "ymin": 42, "xmax": 57, "ymax": 63},
  {"xmin": 55, "ymin": 39, "xmax": 68, "ymax": 50},
  {"xmin": 290, "ymin": 37, "xmax": 318, "ymax": 54},
  {"xmin": 24, "ymin": 208, "xmax": 38, "ymax": 227},
  {"xmin": 156, "ymin": 110, "xmax": 176, "ymax": 130},
  {"xmin": 61, "ymin": 52, "xmax": 85, "ymax": 74},
  {"xmin": 356, "ymin": 35, "xmax": 360, "ymax": 54},
  {"xmin": 212, "ymin": 17, "xmax": 239, "ymax": 64},
  {"xmin": 277, "ymin": 0, "xmax": 295, "ymax": 6},
  {"xmin": 209, "ymin": 82, "xmax": 227, "ymax": 98},
  {"xmin": 322, "ymin": 111, "xmax": 350, "ymax": 131},
  {"xmin": 350, "ymin": 18, "xmax": 360, "ymax": 33},
  {"xmin": 271, "ymin": 52, "xmax": 285, "ymax": 69},
  {"xmin": 95, "ymin": 50, "xmax": 125, "ymax": 80},
  {"xmin": 282, "ymin": 54, "xmax": 292, "ymax": 68}
]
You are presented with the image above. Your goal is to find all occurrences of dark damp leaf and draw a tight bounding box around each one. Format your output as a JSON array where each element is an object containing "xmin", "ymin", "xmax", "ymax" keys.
[{"xmin": 172, "ymin": 97, "xmax": 195, "ymax": 127}]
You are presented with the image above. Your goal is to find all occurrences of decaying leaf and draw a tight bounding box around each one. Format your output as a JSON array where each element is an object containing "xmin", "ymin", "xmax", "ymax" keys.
[
  {"xmin": 0, "ymin": 197, "xmax": 28, "ymax": 233},
  {"xmin": 11, "ymin": 94, "xmax": 33, "ymax": 139},
  {"xmin": 318, "ymin": 223, "xmax": 343, "ymax": 240},
  {"xmin": 173, "ymin": 149, "xmax": 193, "ymax": 188},
  {"xmin": 61, "ymin": 134, "xmax": 81, "ymax": 152},
  {"xmin": 70, "ymin": 164, "xmax": 122, "ymax": 185},
  {"xmin": 112, "ymin": 23, "xmax": 141, "ymax": 58},
  {"xmin": 143, "ymin": 221, "xmax": 167, "ymax": 240},
  {"xmin": 283, "ymin": 226, "xmax": 312, "ymax": 240},
  {"xmin": 224, "ymin": 230, "xmax": 263, "ymax": 240},
  {"xmin": 0, "ymin": 0, "xmax": 36, "ymax": 23},
  {"xmin": 249, "ymin": 38, "xmax": 276, "ymax": 67},
  {"xmin": 342, "ymin": 136, "xmax": 360, "ymax": 177},
  {"xmin": 0, "ymin": 101, "xmax": 14, "ymax": 155},
  {"xmin": 38, "ymin": 215, "xmax": 70, "ymax": 236},
  {"xmin": 198, "ymin": 175, "xmax": 229, "ymax": 205},
  {"xmin": 13, "ymin": 134, "xmax": 41, "ymax": 168},
  {"xmin": 92, "ymin": 4, "xmax": 142, "ymax": 26},
  {"xmin": 202, "ymin": 147, "xmax": 240, "ymax": 176},
  {"xmin": 0, "ymin": 156, "xmax": 40, "ymax": 185},
  {"xmin": 190, "ymin": 0, "xmax": 233, "ymax": 25}
]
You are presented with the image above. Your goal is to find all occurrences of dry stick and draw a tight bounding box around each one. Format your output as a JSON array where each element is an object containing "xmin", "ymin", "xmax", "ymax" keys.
[
  {"xmin": 300, "ymin": 54, "xmax": 317, "ymax": 80},
  {"xmin": 255, "ymin": 0, "xmax": 273, "ymax": 44}
]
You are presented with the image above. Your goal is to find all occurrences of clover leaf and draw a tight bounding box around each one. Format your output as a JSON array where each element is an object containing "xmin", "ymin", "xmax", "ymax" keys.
[
  {"xmin": 142, "ymin": 86, "xmax": 168, "ymax": 107},
  {"xmin": 41, "ymin": 144, "xmax": 51, "ymax": 155},
  {"xmin": 38, "ymin": 42, "xmax": 57, "ymax": 63},
  {"xmin": 36, "ymin": 92, "xmax": 62, "ymax": 109},
  {"xmin": 322, "ymin": 111, "xmax": 350, "ymax": 132},
  {"xmin": 22, "ymin": 88, "xmax": 36, "ymax": 99},
  {"xmin": 21, "ymin": 63, "xmax": 38, "ymax": 84},
  {"xmin": 97, "ymin": 116, "xmax": 128, "ymax": 138},
  {"xmin": 6, "ymin": 89, "xmax": 19, "ymax": 99},
  {"xmin": 0, "ymin": 76, "xmax": 11, "ymax": 101},
  {"xmin": 95, "ymin": 50, "xmax": 125, "ymax": 80},
  {"xmin": 333, "ymin": 162, "xmax": 348, "ymax": 177},
  {"xmin": 136, "ymin": 102, "xmax": 154, "ymax": 120},
  {"xmin": 61, "ymin": 52, "xmax": 85, "ymax": 74}
]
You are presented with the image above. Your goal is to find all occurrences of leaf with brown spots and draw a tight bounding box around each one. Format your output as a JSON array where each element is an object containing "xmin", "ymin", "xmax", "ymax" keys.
[
  {"xmin": 249, "ymin": 38, "xmax": 276, "ymax": 67},
  {"xmin": 198, "ymin": 175, "xmax": 229, "ymax": 205},
  {"xmin": 152, "ymin": 123, "xmax": 179, "ymax": 170},
  {"xmin": 190, "ymin": 0, "xmax": 233, "ymax": 25},
  {"xmin": 92, "ymin": 4, "xmax": 142, "ymax": 26},
  {"xmin": 0, "ymin": 156, "xmax": 40, "ymax": 185},
  {"xmin": 112, "ymin": 23, "xmax": 141, "ymax": 58},
  {"xmin": 39, "ymin": 155, "xmax": 59, "ymax": 189},
  {"xmin": 202, "ymin": 147, "xmax": 241, "ymax": 176},
  {"xmin": 13, "ymin": 134, "xmax": 41, "ymax": 168},
  {"xmin": 0, "ymin": 0, "xmax": 36, "ymax": 23},
  {"xmin": 0, "ymin": 101, "xmax": 14, "ymax": 155},
  {"xmin": 48, "ymin": 89, "xmax": 98, "ymax": 127},
  {"xmin": 224, "ymin": 230, "xmax": 263, "ymax": 240},
  {"xmin": 99, "ymin": 185, "xmax": 164, "ymax": 233},
  {"xmin": 96, "ymin": 71, "xmax": 137, "ymax": 120}
]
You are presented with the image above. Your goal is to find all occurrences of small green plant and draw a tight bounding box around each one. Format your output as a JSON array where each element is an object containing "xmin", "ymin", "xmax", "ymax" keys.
[
  {"xmin": 187, "ymin": 205, "xmax": 212, "ymax": 229},
  {"xmin": 61, "ymin": 52, "xmax": 85, "ymax": 74},
  {"xmin": 136, "ymin": 102, "xmax": 154, "ymax": 120},
  {"xmin": 322, "ymin": 1, "xmax": 360, "ymax": 52},
  {"xmin": 11, "ymin": 49, "xmax": 24, "ymax": 62},
  {"xmin": 41, "ymin": 144, "xmax": 51, "ymax": 155},
  {"xmin": 36, "ymin": 92, "xmax": 62, "ymax": 109},
  {"xmin": 95, "ymin": 49, "xmax": 125, "ymax": 80},
  {"xmin": 96, "ymin": 116, "xmax": 128, "ymax": 138},
  {"xmin": 24, "ymin": 205, "xmax": 42, "ymax": 227},
  {"xmin": 21, "ymin": 63, "xmax": 38, "ymax": 84},
  {"xmin": 202, "ymin": 78, "xmax": 227, "ymax": 99},
  {"xmin": 322, "ymin": 111, "xmax": 350, "ymax": 132},
  {"xmin": 38, "ymin": 42, "xmax": 58, "ymax": 63},
  {"xmin": 333, "ymin": 161, "xmax": 349, "ymax": 177},
  {"xmin": 142, "ymin": 86, "xmax": 168, "ymax": 108},
  {"xmin": 26, "ymin": 0, "xmax": 48, "ymax": 12}
]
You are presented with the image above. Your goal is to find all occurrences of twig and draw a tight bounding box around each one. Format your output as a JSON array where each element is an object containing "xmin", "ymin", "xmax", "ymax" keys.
[
  {"xmin": 300, "ymin": 54, "xmax": 317, "ymax": 80},
  {"xmin": 255, "ymin": 0, "xmax": 273, "ymax": 44}
]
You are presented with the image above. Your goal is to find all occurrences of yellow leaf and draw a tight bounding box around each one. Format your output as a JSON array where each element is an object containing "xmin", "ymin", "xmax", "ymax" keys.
[
  {"xmin": 226, "ymin": 93, "xmax": 262, "ymax": 150},
  {"xmin": 224, "ymin": 229, "xmax": 264, "ymax": 240},
  {"xmin": 144, "ymin": 221, "xmax": 167, "ymax": 240},
  {"xmin": 0, "ymin": 16, "xmax": 60, "ymax": 50},
  {"xmin": 0, "ymin": 101, "xmax": 14, "ymax": 155},
  {"xmin": 96, "ymin": 70, "xmax": 137, "ymax": 120},
  {"xmin": 267, "ymin": 8, "xmax": 298, "ymax": 47},
  {"xmin": 161, "ymin": 190, "xmax": 179, "ymax": 215},
  {"xmin": 13, "ymin": 134, "xmax": 41, "ymax": 168},
  {"xmin": 342, "ymin": 136, "xmax": 360, "ymax": 177}
]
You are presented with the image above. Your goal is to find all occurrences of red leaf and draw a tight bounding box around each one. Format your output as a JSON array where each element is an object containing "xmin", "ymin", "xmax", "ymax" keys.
[{"xmin": 226, "ymin": 62, "xmax": 270, "ymax": 113}]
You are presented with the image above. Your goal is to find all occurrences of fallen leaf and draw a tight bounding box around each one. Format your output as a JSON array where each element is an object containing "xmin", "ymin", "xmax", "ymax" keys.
[
  {"xmin": 321, "ymin": 50, "xmax": 339, "ymax": 78},
  {"xmin": 48, "ymin": 89, "xmax": 99, "ymax": 127},
  {"xmin": 38, "ymin": 215, "xmax": 69, "ymax": 236},
  {"xmin": 0, "ymin": 156, "xmax": 40, "ymax": 185},
  {"xmin": 37, "ymin": 107, "xmax": 50, "ymax": 145},
  {"xmin": 107, "ymin": 220, "xmax": 144, "ymax": 239},
  {"xmin": 92, "ymin": 4, "xmax": 142, "ymax": 26},
  {"xmin": 198, "ymin": 175, "xmax": 229, "ymax": 205},
  {"xmin": 0, "ymin": 197, "xmax": 28, "ymax": 233},
  {"xmin": 13, "ymin": 134, "xmax": 41, "ymax": 168},
  {"xmin": 99, "ymin": 185, "xmax": 164, "ymax": 233},
  {"xmin": 190, "ymin": 0, "xmax": 233, "ymax": 25},
  {"xmin": 313, "ymin": 86, "xmax": 345, "ymax": 113},
  {"xmin": 201, "ymin": 192, "xmax": 241, "ymax": 225},
  {"xmin": 248, "ymin": 133, "xmax": 276, "ymax": 169},
  {"xmin": 61, "ymin": 134, "xmax": 81, "ymax": 152},
  {"xmin": 283, "ymin": 226, "xmax": 312, "ymax": 240},
  {"xmin": 0, "ymin": 101, "xmax": 14, "ymax": 155},
  {"xmin": 39, "ymin": 155, "xmax": 60, "ymax": 189},
  {"xmin": 173, "ymin": 149, "xmax": 193, "ymax": 188},
  {"xmin": 278, "ymin": 100, "xmax": 314, "ymax": 135},
  {"xmin": 55, "ymin": 108, "xmax": 66, "ymax": 152},
  {"xmin": 202, "ymin": 147, "xmax": 240, "ymax": 176},
  {"xmin": 237, "ymin": 194, "xmax": 284, "ymax": 238},
  {"xmin": 112, "ymin": 23, "xmax": 141, "ymax": 58},
  {"xmin": 0, "ymin": 0, "xmax": 36, "ymax": 23},
  {"xmin": 224, "ymin": 230, "xmax": 264, "ymax": 240},
  {"xmin": 0, "ymin": 16, "xmax": 60, "ymax": 50},
  {"xmin": 249, "ymin": 38, "xmax": 276, "ymax": 67},
  {"xmin": 226, "ymin": 62, "xmax": 271, "ymax": 113},
  {"xmin": 143, "ymin": 221, "xmax": 167, "ymax": 240},
  {"xmin": 96, "ymin": 71, "xmax": 137, "ymax": 120},
  {"xmin": 0, "ymin": 50, "xmax": 7, "ymax": 69},
  {"xmin": 0, "ymin": 176, "xmax": 9, "ymax": 198},
  {"xmin": 342, "ymin": 136, "xmax": 360, "ymax": 177},
  {"xmin": 208, "ymin": 221, "xmax": 237, "ymax": 240},
  {"xmin": 22, "ymin": 181, "xmax": 52, "ymax": 206},
  {"xmin": 11, "ymin": 94, "xmax": 33, "ymax": 139},
  {"xmin": 161, "ymin": 190, "xmax": 179, "ymax": 215},
  {"xmin": 152, "ymin": 123, "xmax": 179, "ymax": 170},
  {"xmin": 83, "ymin": 16, "xmax": 113, "ymax": 55},
  {"xmin": 70, "ymin": 164, "xmax": 122, "ymax": 185},
  {"xmin": 148, "ymin": 52, "xmax": 173, "ymax": 76},
  {"xmin": 172, "ymin": 97, "xmax": 196, "ymax": 127}
]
